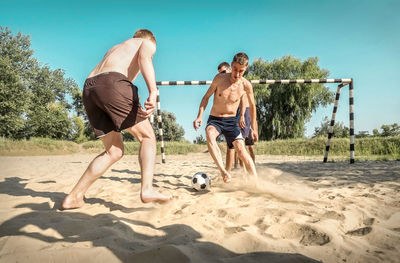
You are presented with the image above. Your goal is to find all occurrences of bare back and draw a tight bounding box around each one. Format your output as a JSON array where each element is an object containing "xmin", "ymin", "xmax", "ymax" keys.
[
  {"xmin": 210, "ymin": 73, "xmax": 245, "ymax": 117},
  {"xmin": 88, "ymin": 38, "xmax": 144, "ymax": 82}
]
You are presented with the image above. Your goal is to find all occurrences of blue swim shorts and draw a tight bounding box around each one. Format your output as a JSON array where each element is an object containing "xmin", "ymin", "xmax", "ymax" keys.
[{"xmin": 206, "ymin": 115, "xmax": 243, "ymax": 149}]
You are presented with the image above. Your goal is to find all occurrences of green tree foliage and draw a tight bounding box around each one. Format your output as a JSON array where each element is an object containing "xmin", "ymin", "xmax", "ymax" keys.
[
  {"xmin": 152, "ymin": 111, "xmax": 185, "ymax": 141},
  {"xmin": 0, "ymin": 26, "xmax": 38, "ymax": 82},
  {"xmin": 68, "ymin": 79, "xmax": 85, "ymax": 117},
  {"xmin": 246, "ymin": 56, "xmax": 333, "ymax": 140},
  {"xmin": 71, "ymin": 116, "xmax": 86, "ymax": 143},
  {"xmin": 313, "ymin": 116, "xmax": 349, "ymax": 138},
  {"xmin": 1, "ymin": 26, "xmax": 84, "ymax": 139},
  {"xmin": 373, "ymin": 123, "xmax": 400, "ymax": 137},
  {"xmin": 0, "ymin": 57, "xmax": 27, "ymax": 138},
  {"xmin": 26, "ymin": 102, "xmax": 72, "ymax": 139}
]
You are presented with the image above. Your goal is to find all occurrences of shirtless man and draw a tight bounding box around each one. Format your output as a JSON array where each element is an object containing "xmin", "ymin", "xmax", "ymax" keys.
[
  {"xmin": 194, "ymin": 53, "xmax": 258, "ymax": 182},
  {"xmin": 62, "ymin": 29, "xmax": 171, "ymax": 209},
  {"xmin": 217, "ymin": 62, "xmax": 245, "ymax": 173}
]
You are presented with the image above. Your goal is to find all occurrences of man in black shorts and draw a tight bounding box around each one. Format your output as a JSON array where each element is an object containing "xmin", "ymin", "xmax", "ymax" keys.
[
  {"xmin": 62, "ymin": 29, "xmax": 171, "ymax": 209},
  {"xmin": 193, "ymin": 53, "xmax": 258, "ymax": 183}
]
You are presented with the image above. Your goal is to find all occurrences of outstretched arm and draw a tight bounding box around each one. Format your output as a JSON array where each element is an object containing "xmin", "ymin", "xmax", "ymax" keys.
[
  {"xmin": 244, "ymin": 80, "xmax": 258, "ymax": 142},
  {"xmin": 193, "ymin": 76, "xmax": 218, "ymax": 130},
  {"xmin": 138, "ymin": 39, "xmax": 157, "ymax": 118}
]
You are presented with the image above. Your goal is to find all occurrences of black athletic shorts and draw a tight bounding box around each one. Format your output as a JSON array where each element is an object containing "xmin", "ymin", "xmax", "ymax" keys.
[
  {"xmin": 82, "ymin": 72, "xmax": 140, "ymax": 138},
  {"xmin": 206, "ymin": 115, "xmax": 243, "ymax": 149}
]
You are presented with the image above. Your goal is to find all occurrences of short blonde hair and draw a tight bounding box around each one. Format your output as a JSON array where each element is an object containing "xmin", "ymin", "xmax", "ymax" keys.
[{"xmin": 133, "ymin": 29, "xmax": 156, "ymax": 44}]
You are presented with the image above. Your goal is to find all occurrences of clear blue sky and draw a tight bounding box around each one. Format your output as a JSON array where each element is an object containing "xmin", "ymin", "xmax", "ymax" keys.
[{"xmin": 1, "ymin": 0, "xmax": 399, "ymax": 141}]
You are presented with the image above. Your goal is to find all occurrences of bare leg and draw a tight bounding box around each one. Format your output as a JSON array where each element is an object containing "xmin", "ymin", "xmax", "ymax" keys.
[
  {"xmin": 226, "ymin": 148, "xmax": 235, "ymax": 173},
  {"xmin": 248, "ymin": 145, "xmax": 255, "ymax": 163},
  {"xmin": 62, "ymin": 131, "xmax": 124, "ymax": 209},
  {"xmin": 233, "ymin": 140, "xmax": 257, "ymax": 178},
  {"xmin": 234, "ymin": 150, "xmax": 239, "ymax": 169},
  {"xmin": 126, "ymin": 117, "xmax": 171, "ymax": 203},
  {"xmin": 239, "ymin": 154, "xmax": 244, "ymax": 168},
  {"xmin": 206, "ymin": 126, "xmax": 231, "ymax": 182}
]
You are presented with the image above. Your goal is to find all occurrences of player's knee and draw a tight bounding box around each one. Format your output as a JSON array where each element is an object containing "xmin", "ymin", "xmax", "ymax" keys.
[
  {"xmin": 136, "ymin": 128, "xmax": 156, "ymax": 143},
  {"xmin": 206, "ymin": 129, "xmax": 217, "ymax": 142},
  {"xmin": 107, "ymin": 146, "xmax": 124, "ymax": 162},
  {"xmin": 143, "ymin": 130, "xmax": 156, "ymax": 141},
  {"xmin": 235, "ymin": 144, "xmax": 247, "ymax": 158}
]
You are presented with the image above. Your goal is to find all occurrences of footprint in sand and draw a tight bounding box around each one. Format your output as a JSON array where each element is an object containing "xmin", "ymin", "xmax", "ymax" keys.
[
  {"xmin": 323, "ymin": 210, "xmax": 346, "ymax": 221},
  {"xmin": 255, "ymin": 219, "xmax": 269, "ymax": 232},
  {"xmin": 267, "ymin": 223, "xmax": 330, "ymax": 246},
  {"xmin": 345, "ymin": 226, "xmax": 372, "ymax": 236},
  {"xmin": 224, "ymin": 226, "xmax": 246, "ymax": 234},
  {"xmin": 363, "ymin": 217, "xmax": 375, "ymax": 226},
  {"xmin": 217, "ymin": 209, "xmax": 227, "ymax": 218}
]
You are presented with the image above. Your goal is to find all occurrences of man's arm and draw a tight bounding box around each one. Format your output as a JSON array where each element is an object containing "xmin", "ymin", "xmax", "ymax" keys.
[
  {"xmin": 193, "ymin": 76, "xmax": 219, "ymax": 130},
  {"xmin": 244, "ymin": 79, "xmax": 258, "ymax": 142},
  {"xmin": 138, "ymin": 39, "xmax": 157, "ymax": 118},
  {"xmin": 238, "ymin": 94, "xmax": 247, "ymax": 129}
]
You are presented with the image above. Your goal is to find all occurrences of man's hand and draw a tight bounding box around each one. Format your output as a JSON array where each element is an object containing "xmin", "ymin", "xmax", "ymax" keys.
[
  {"xmin": 138, "ymin": 96, "xmax": 156, "ymax": 119},
  {"xmin": 193, "ymin": 117, "xmax": 202, "ymax": 130},
  {"xmin": 251, "ymin": 129, "xmax": 259, "ymax": 142},
  {"xmin": 239, "ymin": 115, "xmax": 245, "ymax": 129}
]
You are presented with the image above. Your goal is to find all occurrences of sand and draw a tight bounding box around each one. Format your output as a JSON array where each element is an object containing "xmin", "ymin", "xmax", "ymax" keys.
[{"xmin": 0, "ymin": 153, "xmax": 399, "ymax": 263}]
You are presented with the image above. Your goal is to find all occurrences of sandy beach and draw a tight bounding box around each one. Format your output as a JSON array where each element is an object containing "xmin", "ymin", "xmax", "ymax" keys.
[{"xmin": 0, "ymin": 153, "xmax": 399, "ymax": 263}]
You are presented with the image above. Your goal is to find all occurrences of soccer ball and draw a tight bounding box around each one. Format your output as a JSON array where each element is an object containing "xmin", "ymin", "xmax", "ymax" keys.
[{"xmin": 191, "ymin": 172, "xmax": 211, "ymax": 191}]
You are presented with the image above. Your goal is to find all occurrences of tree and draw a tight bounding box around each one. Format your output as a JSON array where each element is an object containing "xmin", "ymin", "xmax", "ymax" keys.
[
  {"xmin": 26, "ymin": 102, "xmax": 72, "ymax": 139},
  {"xmin": 0, "ymin": 26, "xmax": 83, "ymax": 139},
  {"xmin": 246, "ymin": 56, "xmax": 333, "ymax": 140},
  {"xmin": 376, "ymin": 123, "xmax": 400, "ymax": 137},
  {"xmin": 0, "ymin": 57, "xmax": 27, "ymax": 138},
  {"xmin": 313, "ymin": 116, "xmax": 349, "ymax": 138},
  {"xmin": 25, "ymin": 66, "xmax": 78, "ymax": 139},
  {"xmin": 151, "ymin": 111, "xmax": 185, "ymax": 141},
  {"xmin": 71, "ymin": 116, "xmax": 86, "ymax": 143},
  {"xmin": 0, "ymin": 26, "xmax": 38, "ymax": 83}
]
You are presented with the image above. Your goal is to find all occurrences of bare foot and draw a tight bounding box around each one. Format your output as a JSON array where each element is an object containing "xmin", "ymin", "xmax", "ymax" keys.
[
  {"xmin": 221, "ymin": 172, "xmax": 232, "ymax": 183},
  {"xmin": 140, "ymin": 189, "xmax": 172, "ymax": 203},
  {"xmin": 62, "ymin": 194, "xmax": 85, "ymax": 210}
]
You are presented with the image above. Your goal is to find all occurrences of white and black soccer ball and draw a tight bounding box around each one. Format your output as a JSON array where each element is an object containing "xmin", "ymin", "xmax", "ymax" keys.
[{"xmin": 191, "ymin": 172, "xmax": 211, "ymax": 191}]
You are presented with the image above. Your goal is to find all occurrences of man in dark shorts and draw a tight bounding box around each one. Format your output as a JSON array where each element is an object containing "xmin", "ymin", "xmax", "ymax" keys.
[
  {"xmin": 217, "ymin": 62, "xmax": 239, "ymax": 173},
  {"xmin": 193, "ymin": 53, "xmax": 258, "ymax": 183},
  {"xmin": 62, "ymin": 29, "xmax": 171, "ymax": 210},
  {"xmin": 216, "ymin": 62, "xmax": 248, "ymax": 173}
]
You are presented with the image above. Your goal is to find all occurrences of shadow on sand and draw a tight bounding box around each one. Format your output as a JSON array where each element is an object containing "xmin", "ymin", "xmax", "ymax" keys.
[
  {"xmin": 0, "ymin": 203, "xmax": 321, "ymax": 263},
  {"xmin": 0, "ymin": 177, "xmax": 321, "ymax": 263}
]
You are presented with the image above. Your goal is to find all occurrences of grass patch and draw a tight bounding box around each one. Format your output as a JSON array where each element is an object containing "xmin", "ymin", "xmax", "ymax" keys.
[
  {"xmin": 253, "ymin": 137, "xmax": 400, "ymax": 157},
  {"xmin": 1, "ymin": 136, "xmax": 399, "ymax": 161},
  {"xmin": 0, "ymin": 137, "xmax": 79, "ymax": 156}
]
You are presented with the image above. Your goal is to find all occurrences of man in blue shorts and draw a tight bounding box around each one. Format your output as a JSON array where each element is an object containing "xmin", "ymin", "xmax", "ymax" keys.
[{"xmin": 193, "ymin": 53, "xmax": 258, "ymax": 182}]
